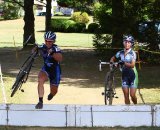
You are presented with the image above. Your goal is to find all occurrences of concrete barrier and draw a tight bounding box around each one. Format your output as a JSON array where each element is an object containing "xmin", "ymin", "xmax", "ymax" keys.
[
  {"xmin": 0, "ymin": 104, "xmax": 160, "ymax": 127},
  {"xmin": 0, "ymin": 104, "xmax": 7, "ymax": 126}
]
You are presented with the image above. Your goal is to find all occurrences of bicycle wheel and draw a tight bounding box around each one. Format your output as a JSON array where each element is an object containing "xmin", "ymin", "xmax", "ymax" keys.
[
  {"xmin": 11, "ymin": 70, "xmax": 26, "ymax": 97},
  {"xmin": 11, "ymin": 55, "xmax": 35, "ymax": 97},
  {"xmin": 104, "ymin": 72, "xmax": 114, "ymax": 105}
]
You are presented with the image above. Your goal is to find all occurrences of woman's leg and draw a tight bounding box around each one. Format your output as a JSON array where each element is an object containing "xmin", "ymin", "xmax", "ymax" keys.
[
  {"xmin": 122, "ymin": 87, "xmax": 130, "ymax": 104},
  {"xmin": 38, "ymin": 71, "xmax": 48, "ymax": 97},
  {"xmin": 35, "ymin": 71, "xmax": 48, "ymax": 109},
  {"xmin": 130, "ymin": 88, "xmax": 137, "ymax": 104},
  {"xmin": 48, "ymin": 85, "xmax": 58, "ymax": 100}
]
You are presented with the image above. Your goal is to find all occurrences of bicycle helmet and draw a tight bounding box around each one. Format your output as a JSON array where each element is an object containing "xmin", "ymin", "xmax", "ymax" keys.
[
  {"xmin": 123, "ymin": 35, "xmax": 134, "ymax": 46},
  {"xmin": 44, "ymin": 31, "xmax": 56, "ymax": 41}
]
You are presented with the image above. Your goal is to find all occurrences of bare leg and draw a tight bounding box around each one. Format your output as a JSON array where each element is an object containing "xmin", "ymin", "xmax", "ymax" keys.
[
  {"xmin": 50, "ymin": 85, "xmax": 58, "ymax": 96},
  {"xmin": 35, "ymin": 71, "xmax": 48, "ymax": 109},
  {"xmin": 130, "ymin": 88, "xmax": 137, "ymax": 104},
  {"xmin": 122, "ymin": 87, "xmax": 130, "ymax": 104},
  {"xmin": 38, "ymin": 71, "xmax": 48, "ymax": 97},
  {"xmin": 48, "ymin": 84, "xmax": 58, "ymax": 100}
]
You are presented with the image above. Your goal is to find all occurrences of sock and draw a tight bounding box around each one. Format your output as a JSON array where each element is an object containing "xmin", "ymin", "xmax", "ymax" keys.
[{"xmin": 39, "ymin": 97, "xmax": 43, "ymax": 103}]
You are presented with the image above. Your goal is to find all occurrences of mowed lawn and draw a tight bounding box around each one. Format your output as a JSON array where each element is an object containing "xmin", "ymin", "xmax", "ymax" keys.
[
  {"xmin": 0, "ymin": 16, "xmax": 94, "ymax": 48},
  {"xmin": 0, "ymin": 16, "xmax": 160, "ymax": 105}
]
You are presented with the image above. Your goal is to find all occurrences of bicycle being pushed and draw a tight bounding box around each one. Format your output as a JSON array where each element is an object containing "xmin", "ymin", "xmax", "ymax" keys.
[
  {"xmin": 99, "ymin": 60, "xmax": 123, "ymax": 105},
  {"xmin": 11, "ymin": 43, "xmax": 39, "ymax": 97}
]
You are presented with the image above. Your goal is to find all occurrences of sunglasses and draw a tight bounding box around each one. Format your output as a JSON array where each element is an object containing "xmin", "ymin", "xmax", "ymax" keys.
[
  {"xmin": 123, "ymin": 40, "xmax": 131, "ymax": 43},
  {"xmin": 45, "ymin": 40, "xmax": 53, "ymax": 42}
]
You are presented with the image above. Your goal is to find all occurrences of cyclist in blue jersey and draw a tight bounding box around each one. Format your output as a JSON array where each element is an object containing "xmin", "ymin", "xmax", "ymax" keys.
[
  {"xmin": 35, "ymin": 31, "xmax": 62, "ymax": 109},
  {"xmin": 110, "ymin": 35, "xmax": 138, "ymax": 104}
]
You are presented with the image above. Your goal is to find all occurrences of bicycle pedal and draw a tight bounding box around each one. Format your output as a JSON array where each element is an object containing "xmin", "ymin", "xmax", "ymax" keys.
[
  {"xmin": 115, "ymin": 96, "xmax": 119, "ymax": 98},
  {"xmin": 21, "ymin": 89, "xmax": 24, "ymax": 92}
]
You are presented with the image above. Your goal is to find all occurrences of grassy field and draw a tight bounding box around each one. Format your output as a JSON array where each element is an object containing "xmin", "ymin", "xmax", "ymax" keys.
[
  {"xmin": 0, "ymin": 16, "xmax": 94, "ymax": 48},
  {"xmin": 0, "ymin": 16, "xmax": 160, "ymax": 105}
]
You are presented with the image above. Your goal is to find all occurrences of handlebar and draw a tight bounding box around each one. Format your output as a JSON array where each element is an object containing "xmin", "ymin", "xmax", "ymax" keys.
[{"xmin": 99, "ymin": 60, "xmax": 120, "ymax": 71}]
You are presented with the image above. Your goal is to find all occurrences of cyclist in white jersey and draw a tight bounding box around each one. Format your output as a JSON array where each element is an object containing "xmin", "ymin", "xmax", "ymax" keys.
[{"xmin": 110, "ymin": 35, "xmax": 138, "ymax": 104}]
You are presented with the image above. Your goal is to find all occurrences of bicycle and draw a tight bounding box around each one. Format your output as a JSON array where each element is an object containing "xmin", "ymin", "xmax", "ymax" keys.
[
  {"xmin": 11, "ymin": 43, "xmax": 39, "ymax": 97},
  {"xmin": 99, "ymin": 60, "xmax": 123, "ymax": 105}
]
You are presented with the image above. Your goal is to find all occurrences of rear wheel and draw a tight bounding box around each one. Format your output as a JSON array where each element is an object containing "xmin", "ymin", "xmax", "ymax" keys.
[{"xmin": 104, "ymin": 72, "xmax": 114, "ymax": 105}]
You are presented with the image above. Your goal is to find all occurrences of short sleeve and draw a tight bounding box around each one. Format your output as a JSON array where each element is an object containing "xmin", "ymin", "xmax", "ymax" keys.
[
  {"xmin": 52, "ymin": 45, "xmax": 61, "ymax": 53},
  {"xmin": 115, "ymin": 51, "xmax": 121, "ymax": 59},
  {"xmin": 132, "ymin": 51, "xmax": 137, "ymax": 61}
]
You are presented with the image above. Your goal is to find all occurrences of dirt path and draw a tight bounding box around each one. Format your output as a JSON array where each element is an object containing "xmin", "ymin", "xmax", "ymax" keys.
[{"xmin": 0, "ymin": 48, "xmax": 146, "ymax": 105}]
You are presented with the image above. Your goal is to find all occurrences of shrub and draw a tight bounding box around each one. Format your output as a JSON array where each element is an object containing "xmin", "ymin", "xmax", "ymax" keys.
[
  {"xmin": 51, "ymin": 18, "xmax": 68, "ymax": 32},
  {"xmin": 93, "ymin": 29, "xmax": 112, "ymax": 55},
  {"xmin": 51, "ymin": 18, "xmax": 86, "ymax": 33},
  {"xmin": 87, "ymin": 23, "xmax": 99, "ymax": 33},
  {"xmin": 2, "ymin": 2, "xmax": 21, "ymax": 20},
  {"xmin": 64, "ymin": 20, "xmax": 76, "ymax": 31},
  {"xmin": 71, "ymin": 12, "xmax": 89, "ymax": 24},
  {"xmin": 66, "ymin": 23, "xmax": 86, "ymax": 32},
  {"xmin": 74, "ymin": 23, "xmax": 86, "ymax": 32}
]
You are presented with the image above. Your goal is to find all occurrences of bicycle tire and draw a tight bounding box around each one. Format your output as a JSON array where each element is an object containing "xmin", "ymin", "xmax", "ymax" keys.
[
  {"xmin": 11, "ymin": 54, "xmax": 36, "ymax": 97},
  {"xmin": 11, "ymin": 71, "xmax": 26, "ymax": 97},
  {"xmin": 104, "ymin": 72, "xmax": 114, "ymax": 105}
]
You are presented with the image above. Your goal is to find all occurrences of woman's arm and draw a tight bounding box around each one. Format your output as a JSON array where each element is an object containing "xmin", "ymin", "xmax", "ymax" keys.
[
  {"xmin": 124, "ymin": 60, "xmax": 135, "ymax": 68},
  {"xmin": 53, "ymin": 53, "xmax": 63, "ymax": 62},
  {"xmin": 110, "ymin": 56, "xmax": 116, "ymax": 63}
]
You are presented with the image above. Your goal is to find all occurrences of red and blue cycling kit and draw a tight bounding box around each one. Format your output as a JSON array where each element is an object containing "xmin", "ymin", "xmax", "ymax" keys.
[{"xmin": 39, "ymin": 43, "xmax": 61, "ymax": 86}]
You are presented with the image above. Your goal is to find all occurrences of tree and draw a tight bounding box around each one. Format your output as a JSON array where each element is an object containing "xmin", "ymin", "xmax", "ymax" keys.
[
  {"xmin": 23, "ymin": 0, "xmax": 35, "ymax": 46},
  {"xmin": 93, "ymin": 0, "xmax": 160, "ymax": 50},
  {"xmin": 1, "ymin": 1, "xmax": 21, "ymax": 20},
  {"xmin": 112, "ymin": 0, "xmax": 124, "ymax": 48},
  {"xmin": 45, "ymin": 0, "xmax": 52, "ymax": 31}
]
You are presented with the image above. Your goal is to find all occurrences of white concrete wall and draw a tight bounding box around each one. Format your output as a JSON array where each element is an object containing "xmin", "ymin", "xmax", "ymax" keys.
[
  {"xmin": 0, "ymin": 104, "xmax": 160, "ymax": 127},
  {"xmin": 0, "ymin": 104, "xmax": 7, "ymax": 125}
]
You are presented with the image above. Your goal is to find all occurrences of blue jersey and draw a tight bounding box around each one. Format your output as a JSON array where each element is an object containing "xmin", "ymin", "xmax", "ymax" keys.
[
  {"xmin": 39, "ymin": 44, "xmax": 61, "ymax": 86},
  {"xmin": 115, "ymin": 49, "xmax": 136, "ymax": 64},
  {"xmin": 39, "ymin": 43, "xmax": 61, "ymax": 67},
  {"xmin": 115, "ymin": 49, "xmax": 138, "ymax": 88}
]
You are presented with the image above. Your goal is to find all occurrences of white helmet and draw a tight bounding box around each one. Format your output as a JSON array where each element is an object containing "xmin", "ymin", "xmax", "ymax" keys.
[{"xmin": 44, "ymin": 31, "xmax": 56, "ymax": 41}]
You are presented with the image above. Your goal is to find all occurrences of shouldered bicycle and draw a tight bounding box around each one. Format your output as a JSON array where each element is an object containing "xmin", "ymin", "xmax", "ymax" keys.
[{"xmin": 11, "ymin": 43, "xmax": 39, "ymax": 97}]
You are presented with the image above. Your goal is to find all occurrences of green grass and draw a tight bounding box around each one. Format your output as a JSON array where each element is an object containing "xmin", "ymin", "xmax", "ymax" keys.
[
  {"xmin": 0, "ymin": 32, "xmax": 94, "ymax": 48},
  {"xmin": 0, "ymin": 16, "xmax": 94, "ymax": 48}
]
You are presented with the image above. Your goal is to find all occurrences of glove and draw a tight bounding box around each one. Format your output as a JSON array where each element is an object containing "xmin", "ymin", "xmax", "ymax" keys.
[{"xmin": 118, "ymin": 60, "xmax": 124, "ymax": 66}]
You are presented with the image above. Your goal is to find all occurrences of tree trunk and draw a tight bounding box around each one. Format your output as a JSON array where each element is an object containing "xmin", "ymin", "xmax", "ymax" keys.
[
  {"xmin": 112, "ymin": 0, "xmax": 124, "ymax": 48},
  {"xmin": 23, "ymin": 0, "xmax": 35, "ymax": 47},
  {"xmin": 45, "ymin": 0, "xmax": 52, "ymax": 31}
]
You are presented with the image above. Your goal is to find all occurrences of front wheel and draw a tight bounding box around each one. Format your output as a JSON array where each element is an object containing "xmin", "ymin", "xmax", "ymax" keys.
[
  {"xmin": 11, "ymin": 58, "xmax": 34, "ymax": 97},
  {"xmin": 104, "ymin": 72, "xmax": 114, "ymax": 105},
  {"xmin": 11, "ymin": 70, "xmax": 26, "ymax": 97}
]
